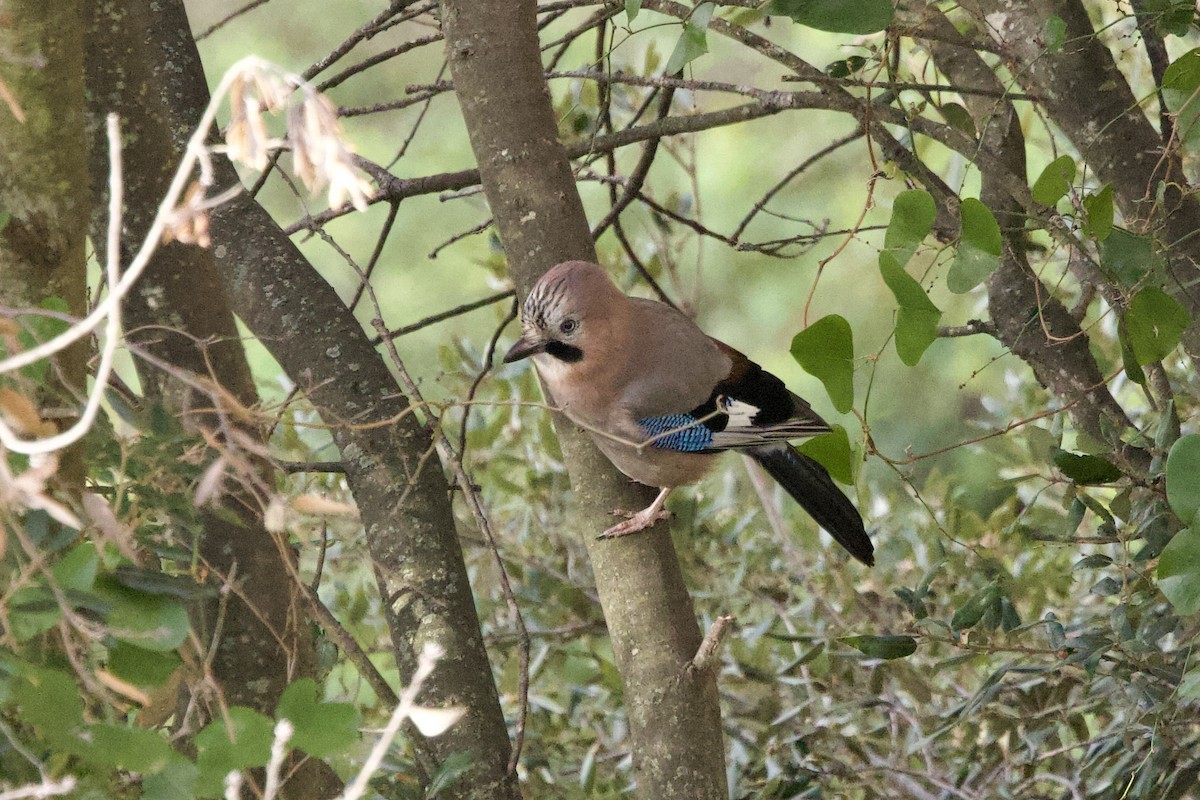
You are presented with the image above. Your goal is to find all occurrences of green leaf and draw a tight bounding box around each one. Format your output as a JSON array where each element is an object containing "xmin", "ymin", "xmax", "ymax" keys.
[
  {"xmin": 93, "ymin": 575, "xmax": 191, "ymax": 651},
  {"xmin": 52, "ymin": 541, "xmax": 99, "ymax": 591},
  {"xmin": 1101, "ymin": 228, "xmax": 1164, "ymax": 287},
  {"xmin": 1124, "ymin": 286, "xmax": 1191, "ymax": 365},
  {"xmin": 112, "ymin": 565, "xmax": 218, "ymax": 600},
  {"xmin": 83, "ymin": 724, "xmax": 175, "ymax": 772},
  {"xmin": 1163, "ymin": 48, "xmax": 1200, "ymax": 147},
  {"xmin": 947, "ymin": 198, "xmax": 1001, "ymax": 293},
  {"xmin": 880, "ymin": 253, "xmax": 942, "ymax": 366},
  {"xmin": 428, "ymin": 750, "xmax": 477, "ymax": 798},
  {"xmin": 883, "ymin": 189, "xmax": 936, "ymax": 266},
  {"xmin": 1150, "ymin": 0, "xmax": 1195, "ymax": 37},
  {"xmin": 769, "ymin": 0, "xmax": 893, "ymax": 34},
  {"xmin": 1043, "ymin": 16, "xmax": 1067, "ymax": 52},
  {"xmin": 796, "ymin": 425, "xmax": 854, "ymax": 485},
  {"xmin": 1180, "ymin": 667, "xmax": 1200, "ymax": 700},
  {"xmin": 4, "ymin": 298, "xmax": 71, "ymax": 383},
  {"xmin": 276, "ymin": 678, "xmax": 360, "ymax": 758},
  {"xmin": 1119, "ymin": 319, "xmax": 1147, "ymax": 385},
  {"xmin": 7, "ymin": 586, "xmax": 61, "ymax": 641},
  {"xmin": 1075, "ymin": 554, "xmax": 1114, "ymax": 570},
  {"xmin": 143, "ymin": 759, "xmax": 199, "ymax": 800},
  {"xmin": 107, "ymin": 641, "xmax": 182, "ymax": 687},
  {"xmin": 1052, "ymin": 450, "xmax": 1123, "ymax": 484},
  {"xmin": 663, "ymin": 3, "xmax": 714, "ymax": 75},
  {"xmin": 1166, "ymin": 435, "xmax": 1200, "ymax": 526},
  {"xmin": 825, "ymin": 55, "xmax": 866, "ymax": 79},
  {"xmin": 841, "ymin": 635, "xmax": 917, "ymax": 660},
  {"xmin": 790, "ymin": 314, "xmax": 854, "ymax": 413},
  {"xmin": 1157, "ymin": 527, "xmax": 1200, "ymax": 615},
  {"xmin": 624, "ymin": 0, "xmax": 641, "ymax": 22},
  {"xmin": 938, "ymin": 102, "xmax": 977, "ymax": 138},
  {"xmin": 952, "ymin": 584, "xmax": 999, "ymax": 630},
  {"xmin": 1031, "ymin": 156, "xmax": 1076, "ymax": 206},
  {"xmin": 10, "ymin": 667, "xmax": 85, "ymax": 748},
  {"xmin": 195, "ymin": 707, "xmax": 275, "ymax": 796},
  {"xmin": 1083, "ymin": 184, "xmax": 1114, "ymax": 241}
]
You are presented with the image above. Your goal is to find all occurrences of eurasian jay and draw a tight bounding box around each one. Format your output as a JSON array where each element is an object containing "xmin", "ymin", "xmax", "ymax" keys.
[{"xmin": 503, "ymin": 260, "xmax": 874, "ymax": 566}]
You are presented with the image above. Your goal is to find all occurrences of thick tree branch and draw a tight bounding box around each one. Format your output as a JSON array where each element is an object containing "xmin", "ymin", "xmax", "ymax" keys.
[
  {"xmin": 909, "ymin": 5, "xmax": 1150, "ymax": 474},
  {"xmin": 960, "ymin": 0, "xmax": 1200, "ymax": 357},
  {"xmin": 83, "ymin": 3, "xmax": 348, "ymax": 796}
]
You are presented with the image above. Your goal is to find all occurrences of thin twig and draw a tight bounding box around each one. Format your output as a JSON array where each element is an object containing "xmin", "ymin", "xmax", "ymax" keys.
[
  {"xmin": 369, "ymin": 289, "xmax": 515, "ymax": 344},
  {"xmin": 690, "ymin": 615, "xmax": 735, "ymax": 673}
]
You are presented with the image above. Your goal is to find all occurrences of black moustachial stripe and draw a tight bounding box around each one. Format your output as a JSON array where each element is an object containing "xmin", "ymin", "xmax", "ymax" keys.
[{"xmin": 544, "ymin": 340, "xmax": 583, "ymax": 363}]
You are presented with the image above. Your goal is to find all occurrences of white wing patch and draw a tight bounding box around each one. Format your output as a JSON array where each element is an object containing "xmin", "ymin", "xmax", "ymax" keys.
[
  {"xmin": 718, "ymin": 395, "xmax": 758, "ymax": 427},
  {"xmin": 709, "ymin": 394, "xmax": 831, "ymax": 450}
]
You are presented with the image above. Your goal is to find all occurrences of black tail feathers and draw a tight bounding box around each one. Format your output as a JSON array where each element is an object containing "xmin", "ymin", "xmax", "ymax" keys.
[{"xmin": 751, "ymin": 444, "xmax": 874, "ymax": 566}]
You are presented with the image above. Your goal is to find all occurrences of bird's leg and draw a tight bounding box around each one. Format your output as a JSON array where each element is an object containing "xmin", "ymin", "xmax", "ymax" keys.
[{"xmin": 598, "ymin": 487, "xmax": 672, "ymax": 539}]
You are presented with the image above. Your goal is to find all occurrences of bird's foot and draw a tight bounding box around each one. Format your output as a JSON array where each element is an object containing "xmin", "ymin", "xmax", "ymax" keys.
[{"xmin": 598, "ymin": 506, "xmax": 670, "ymax": 539}]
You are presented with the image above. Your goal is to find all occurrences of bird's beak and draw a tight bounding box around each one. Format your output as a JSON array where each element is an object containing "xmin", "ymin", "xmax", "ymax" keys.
[{"xmin": 503, "ymin": 334, "xmax": 545, "ymax": 364}]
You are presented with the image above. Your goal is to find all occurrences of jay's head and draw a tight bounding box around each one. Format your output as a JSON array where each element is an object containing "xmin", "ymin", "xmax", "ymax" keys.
[{"xmin": 504, "ymin": 260, "xmax": 624, "ymax": 366}]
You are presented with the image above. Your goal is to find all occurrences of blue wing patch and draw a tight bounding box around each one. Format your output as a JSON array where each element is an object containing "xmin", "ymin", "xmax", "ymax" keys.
[{"xmin": 637, "ymin": 413, "xmax": 714, "ymax": 452}]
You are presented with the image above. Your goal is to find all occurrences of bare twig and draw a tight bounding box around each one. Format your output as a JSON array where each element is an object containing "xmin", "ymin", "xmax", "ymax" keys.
[{"xmin": 690, "ymin": 615, "xmax": 735, "ymax": 673}]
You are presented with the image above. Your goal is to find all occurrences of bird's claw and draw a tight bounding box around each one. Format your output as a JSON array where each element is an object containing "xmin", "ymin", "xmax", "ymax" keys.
[{"xmin": 597, "ymin": 507, "xmax": 671, "ymax": 539}]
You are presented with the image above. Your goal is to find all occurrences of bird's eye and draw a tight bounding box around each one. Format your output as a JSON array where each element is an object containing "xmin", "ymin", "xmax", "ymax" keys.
[{"xmin": 559, "ymin": 318, "xmax": 578, "ymax": 335}]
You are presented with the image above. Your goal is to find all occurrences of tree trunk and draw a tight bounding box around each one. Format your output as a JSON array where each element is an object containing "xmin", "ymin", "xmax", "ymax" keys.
[
  {"xmin": 441, "ymin": 2, "xmax": 728, "ymax": 797},
  {"xmin": 0, "ymin": 0, "xmax": 88, "ymax": 487},
  {"xmin": 85, "ymin": 2, "xmax": 523, "ymax": 796},
  {"xmin": 82, "ymin": 1, "xmax": 341, "ymax": 795}
]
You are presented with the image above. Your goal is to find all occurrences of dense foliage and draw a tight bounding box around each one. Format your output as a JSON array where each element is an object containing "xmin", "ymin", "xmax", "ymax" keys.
[{"xmin": 4, "ymin": 1, "xmax": 1200, "ymax": 798}]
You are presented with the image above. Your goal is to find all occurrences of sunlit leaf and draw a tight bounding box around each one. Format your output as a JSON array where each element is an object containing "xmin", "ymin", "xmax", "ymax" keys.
[
  {"xmin": 10, "ymin": 667, "xmax": 85, "ymax": 748},
  {"xmin": 947, "ymin": 198, "xmax": 1001, "ymax": 293},
  {"xmin": 1180, "ymin": 667, "xmax": 1200, "ymax": 699},
  {"xmin": 790, "ymin": 314, "xmax": 854, "ymax": 413},
  {"xmin": 769, "ymin": 0, "xmax": 893, "ymax": 34}
]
